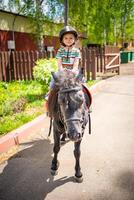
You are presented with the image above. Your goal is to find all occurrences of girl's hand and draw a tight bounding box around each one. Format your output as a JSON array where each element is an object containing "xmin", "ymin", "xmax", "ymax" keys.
[
  {"xmin": 66, "ymin": 69, "xmax": 75, "ymax": 74},
  {"xmin": 72, "ymin": 69, "xmax": 78, "ymax": 75}
]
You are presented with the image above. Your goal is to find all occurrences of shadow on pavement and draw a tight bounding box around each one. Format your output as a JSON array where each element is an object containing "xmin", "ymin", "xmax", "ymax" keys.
[
  {"xmin": 89, "ymin": 170, "xmax": 134, "ymax": 200},
  {"xmin": 0, "ymin": 138, "xmax": 74, "ymax": 200},
  {"xmin": 114, "ymin": 170, "xmax": 134, "ymax": 200}
]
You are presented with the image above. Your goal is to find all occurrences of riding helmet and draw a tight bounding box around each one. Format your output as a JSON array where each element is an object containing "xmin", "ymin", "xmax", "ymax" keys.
[{"xmin": 59, "ymin": 26, "xmax": 78, "ymax": 44}]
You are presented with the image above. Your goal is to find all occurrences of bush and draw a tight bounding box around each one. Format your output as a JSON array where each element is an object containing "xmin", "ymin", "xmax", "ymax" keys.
[{"xmin": 33, "ymin": 58, "xmax": 58, "ymax": 90}]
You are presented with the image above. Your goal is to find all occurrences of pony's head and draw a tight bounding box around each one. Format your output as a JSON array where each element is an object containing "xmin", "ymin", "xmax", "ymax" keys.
[{"xmin": 52, "ymin": 70, "xmax": 85, "ymax": 142}]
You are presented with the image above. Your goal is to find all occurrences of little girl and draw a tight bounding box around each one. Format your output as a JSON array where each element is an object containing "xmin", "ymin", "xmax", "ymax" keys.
[{"xmin": 49, "ymin": 26, "xmax": 81, "ymax": 89}]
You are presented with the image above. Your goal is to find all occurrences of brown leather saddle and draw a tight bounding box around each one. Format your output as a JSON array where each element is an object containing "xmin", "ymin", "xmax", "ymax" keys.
[{"xmin": 82, "ymin": 84, "xmax": 92, "ymax": 109}]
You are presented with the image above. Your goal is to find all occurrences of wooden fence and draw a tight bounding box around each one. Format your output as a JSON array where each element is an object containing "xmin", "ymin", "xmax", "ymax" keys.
[
  {"xmin": 81, "ymin": 47, "xmax": 105, "ymax": 80},
  {"xmin": 0, "ymin": 50, "xmax": 55, "ymax": 82},
  {"xmin": 81, "ymin": 46, "xmax": 120, "ymax": 80},
  {"xmin": 0, "ymin": 46, "xmax": 120, "ymax": 82}
]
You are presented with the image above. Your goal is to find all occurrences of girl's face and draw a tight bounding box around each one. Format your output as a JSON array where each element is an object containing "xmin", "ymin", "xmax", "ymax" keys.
[{"xmin": 62, "ymin": 33, "xmax": 75, "ymax": 47}]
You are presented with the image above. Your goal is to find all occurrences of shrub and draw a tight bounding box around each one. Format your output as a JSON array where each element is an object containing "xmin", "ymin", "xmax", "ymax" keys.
[{"xmin": 33, "ymin": 58, "xmax": 58, "ymax": 90}]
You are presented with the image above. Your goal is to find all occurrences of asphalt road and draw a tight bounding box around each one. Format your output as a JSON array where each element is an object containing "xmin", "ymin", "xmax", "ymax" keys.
[{"xmin": 0, "ymin": 75, "xmax": 134, "ymax": 200}]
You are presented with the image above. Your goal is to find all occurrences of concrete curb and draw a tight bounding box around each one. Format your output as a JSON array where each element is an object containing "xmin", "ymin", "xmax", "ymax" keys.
[
  {"xmin": 89, "ymin": 79, "xmax": 106, "ymax": 95},
  {"xmin": 0, "ymin": 79, "xmax": 106, "ymax": 153},
  {"xmin": 0, "ymin": 114, "xmax": 46, "ymax": 153}
]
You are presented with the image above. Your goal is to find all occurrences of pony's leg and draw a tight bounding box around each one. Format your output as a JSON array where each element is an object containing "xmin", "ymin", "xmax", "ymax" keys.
[
  {"xmin": 74, "ymin": 140, "xmax": 83, "ymax": 182},
  {"xmin": 51, "ymin": 130, "xmax": 60, "ymax": 175}
]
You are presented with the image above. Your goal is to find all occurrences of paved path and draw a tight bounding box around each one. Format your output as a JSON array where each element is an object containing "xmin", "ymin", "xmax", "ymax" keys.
[
  {"xmin": 0, "ymin": 74, "xmax": 134, "ymax": 200},
  {"xmin": 120, "ymin": 62, "xmax": 134, "ymax": 75}
]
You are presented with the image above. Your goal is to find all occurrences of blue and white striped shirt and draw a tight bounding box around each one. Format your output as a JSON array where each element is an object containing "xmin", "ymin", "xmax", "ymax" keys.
[{"xmin": 56, "ymin": 47, "xmax": 81, "ymax": 69}]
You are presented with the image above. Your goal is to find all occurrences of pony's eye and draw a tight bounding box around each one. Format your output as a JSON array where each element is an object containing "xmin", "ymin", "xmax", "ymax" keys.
[
  {"xmin": 77, "ymin": 91, "xmax": 83, "ymax": 98},
  {"xmin": 75, "ymin": 92, "xmax": 84, "ymax": 103}
]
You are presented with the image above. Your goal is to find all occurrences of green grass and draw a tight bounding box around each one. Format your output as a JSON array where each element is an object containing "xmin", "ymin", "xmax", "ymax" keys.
[
  {"xmin": 86, "ymin": 79, "xmax": 100, "ymax": 87},
  {"xmin": 0, "ymin": 108, "xmax": 43, "ymax": 135},
  {"xmin": 0, "ymin": 80, "xmax": 48, "ymax": 136}
]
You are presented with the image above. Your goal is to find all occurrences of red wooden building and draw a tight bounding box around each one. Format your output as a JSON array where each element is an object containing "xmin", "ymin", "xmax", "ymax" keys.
[{"xmin": 0, "ymin": 9, "xmax": 61, "ymax": 51}]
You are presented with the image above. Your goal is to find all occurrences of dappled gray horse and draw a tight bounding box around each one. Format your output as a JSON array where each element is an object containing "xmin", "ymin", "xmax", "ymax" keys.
[{"xmin": 47, "ymin": 70, "xmax": 92, "ymax": 182}]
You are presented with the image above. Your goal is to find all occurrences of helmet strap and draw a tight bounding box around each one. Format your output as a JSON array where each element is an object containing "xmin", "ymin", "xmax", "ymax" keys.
[{"xmin": 67, "ymin": 47, "xmax": 69, "ymax": 59}]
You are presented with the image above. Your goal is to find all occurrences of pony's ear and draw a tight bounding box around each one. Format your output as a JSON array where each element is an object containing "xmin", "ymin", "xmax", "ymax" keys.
[{"xmin": 51, "ymin": 72, "xmax": 59, "ymax": 82}]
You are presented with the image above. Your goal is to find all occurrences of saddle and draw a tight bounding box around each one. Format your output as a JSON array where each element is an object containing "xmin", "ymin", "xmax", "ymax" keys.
[{"xmin": 82, "ymin": 84, "xmax": 92, "ymax": 109}]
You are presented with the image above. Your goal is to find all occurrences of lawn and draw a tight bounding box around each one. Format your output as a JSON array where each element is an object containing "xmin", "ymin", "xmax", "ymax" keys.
[{"xmin": 0, "ymin": 80, "xmax": 48, "ymax": 136}]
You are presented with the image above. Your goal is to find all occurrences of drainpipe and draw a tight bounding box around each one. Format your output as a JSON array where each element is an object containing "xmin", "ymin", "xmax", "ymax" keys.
[
  {"xmin": 12, "ymin": 14, "xmax": 18, "ymax": 46},
  {"xmin": 11, "ymin": 6, "xmax": 26, "ymax": 50},
  {"xmin": 64, "ymin": 0, "xmax": 68, "ymax": 26}
]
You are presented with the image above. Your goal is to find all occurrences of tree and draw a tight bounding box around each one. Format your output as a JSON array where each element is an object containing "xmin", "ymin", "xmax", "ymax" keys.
[
  {"xmin": 2, "ymin": 0, "xmax": 134, "ymax": 46},
  {"xmin": 118, "ymin": 0, "xmax": 134, "ymax": 45},
  {"xmin": 58, "ymin": 0, "xmax": 134, "ymax": 46}
]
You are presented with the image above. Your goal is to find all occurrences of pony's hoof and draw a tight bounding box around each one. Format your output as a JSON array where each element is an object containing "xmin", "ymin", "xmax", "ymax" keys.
[
  {"xmin": 74, "ymin": 175, "xmax": 83, "ymax": 183},
  {"xmin": 51, "ymin": 169, "xmax": 58, "ymax": 176}
]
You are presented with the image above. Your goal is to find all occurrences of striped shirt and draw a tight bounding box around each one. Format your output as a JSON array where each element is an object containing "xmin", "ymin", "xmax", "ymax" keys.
[{"xmin": 56, "ymin": 47, "xmax": 81, "ymax": 69}]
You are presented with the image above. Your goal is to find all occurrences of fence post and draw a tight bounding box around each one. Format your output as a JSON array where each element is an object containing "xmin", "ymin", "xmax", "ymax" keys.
[
  {"xmin": 102, "ymin": 46, "xmax": 105, "ymax": 73},
  {"xmin": 91, "ymin": 49, "xmax": 96, "ymax": 80},
  {"xmin": 0, "ymin": 52, "xmax": 2, "ymax": 81},
  {"xmin": 1, "ymin": 52, "xmax": 6, "ymax": 81},
  {"xmin": 5, "ymin": 51, "xmax": 10, "ymax": 81},
  {"xmin": 100, "ymin": 47, "xmax": 103, "ymax": 73},
  {"xmin": 81, "ymin": 48, "xmax": 86, "ymax": 78},
  {"xmin": 86, "ymin": 48, "xmax": 90, "ymax": 81}
]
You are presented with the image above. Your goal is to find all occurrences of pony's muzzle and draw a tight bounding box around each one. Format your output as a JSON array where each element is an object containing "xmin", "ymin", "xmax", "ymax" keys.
[
  {"xmin": 66, "ymin": 121, "xmax": 82, "ymax": 142},
  {"xmin": 68, "ymin": 132, "xmax": 81, "ymax": 142}
]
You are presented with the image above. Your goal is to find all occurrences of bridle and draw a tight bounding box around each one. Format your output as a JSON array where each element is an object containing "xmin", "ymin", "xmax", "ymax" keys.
[{"xmin": 58, "ymin": 86, "xmax": 84, "ymax": 124}]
